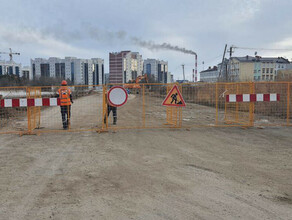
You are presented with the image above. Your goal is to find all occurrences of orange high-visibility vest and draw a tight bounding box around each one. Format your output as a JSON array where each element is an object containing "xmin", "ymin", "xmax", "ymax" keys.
[{"xmin": 58, "ymin": 87, "xmax": 71, "ymax": 106}]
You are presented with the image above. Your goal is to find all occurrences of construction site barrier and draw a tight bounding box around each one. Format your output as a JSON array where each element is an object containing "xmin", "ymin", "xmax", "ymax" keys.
[{"xmin": 0, "ymin": 82, "xmax": 291, "ymax": 135}]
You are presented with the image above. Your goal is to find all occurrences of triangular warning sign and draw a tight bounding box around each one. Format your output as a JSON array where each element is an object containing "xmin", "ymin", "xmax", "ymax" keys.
[{"xmin": 162, "ymin": 85, "xmax": 186, "ymax": 107}]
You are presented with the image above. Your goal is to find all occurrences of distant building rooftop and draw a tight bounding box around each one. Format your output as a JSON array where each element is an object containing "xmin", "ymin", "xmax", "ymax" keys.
[
  {"xmin": 200, "ymin": 66, "xmax": 218, "ymax": 73},
  {"xmin": 232, "ymin": 56, "xmax": 290, "ymax": 63}
]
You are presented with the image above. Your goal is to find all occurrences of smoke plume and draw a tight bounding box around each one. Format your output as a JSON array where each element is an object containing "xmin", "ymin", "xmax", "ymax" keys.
[{"xmin": 132, "ymin": 37, "xmax": 197, "ymax": 55}]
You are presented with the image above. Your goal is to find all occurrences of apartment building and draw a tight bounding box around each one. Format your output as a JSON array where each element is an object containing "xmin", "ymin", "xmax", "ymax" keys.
[
  {"xmin": 0, "ymin": 60, "xmax": 22, "ymax": 77},
  {"xmin": 143, "ymin": 58, "xmax": 169, "ymax": 83},
  {"xmin": 30, "ymin": 57, "xmax": 104, "ymax": 85},
  {"xmin": 200, "ymin": 66, "xmax": 218, "ymax": 83},
  {"xmin": 109, "ymin": 51, "xmax": 143, "ymax": 84},
  {"xmin": 253, "ymin": 57, "xmax": 290, "ymax": 81},
  {"xmin": 22, "ymin": 66, "xmax": 30, "ymax": 79},
  {"xmin": 228, "ymin": 56, "xmax": 254, "ymax": 81},
  {"xmin": 228, "ymin": 56, "xmax": 290, "ymax": 82}
]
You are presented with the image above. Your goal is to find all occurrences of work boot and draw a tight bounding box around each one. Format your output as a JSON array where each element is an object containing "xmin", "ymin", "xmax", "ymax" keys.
[{"xmin": 113, "ymin": 117, "xmax": 117, "ymax": 125}]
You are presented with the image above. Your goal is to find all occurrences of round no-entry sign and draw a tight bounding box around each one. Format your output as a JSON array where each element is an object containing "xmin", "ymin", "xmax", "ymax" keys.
[{"xmin": 107, "ymin": 86, "xmax": 128, "ymax": 107}]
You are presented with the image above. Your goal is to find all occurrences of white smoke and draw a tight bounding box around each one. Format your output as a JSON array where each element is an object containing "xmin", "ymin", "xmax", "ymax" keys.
[{"xmin": 132, "ymin": 37, "xmax": 197, "ymax": 55}]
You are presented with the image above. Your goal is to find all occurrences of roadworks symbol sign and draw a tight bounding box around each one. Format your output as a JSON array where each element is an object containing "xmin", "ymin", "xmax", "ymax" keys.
[{"xmin": 162, "ymin": 85, "xmax": 186, "ymax": 107}]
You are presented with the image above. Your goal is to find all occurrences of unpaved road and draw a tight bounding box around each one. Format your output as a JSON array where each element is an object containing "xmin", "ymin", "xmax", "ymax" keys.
[{"xmin": 0, "ymin": 126, "xmax": 292, "ymax": 219}]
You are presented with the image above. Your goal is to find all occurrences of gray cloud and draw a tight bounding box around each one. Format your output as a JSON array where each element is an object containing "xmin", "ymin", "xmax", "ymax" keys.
[
  {"xmin": 1, "ymin": 0, "xmax": 292, "ymax": 79},
  {"xmin": 18, "ymin": 23, "xmax": 197, "ymax": 57}
]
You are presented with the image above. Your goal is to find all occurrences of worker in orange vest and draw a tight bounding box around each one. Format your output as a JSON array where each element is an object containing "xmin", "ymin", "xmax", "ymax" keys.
[{"xmin": 57, "ymin": 80, "xmax": 73, "ymax": 129}]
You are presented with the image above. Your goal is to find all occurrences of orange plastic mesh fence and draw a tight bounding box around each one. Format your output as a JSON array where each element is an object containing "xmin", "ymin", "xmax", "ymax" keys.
[
  {"xmin": 37, "ymin": 85, "xmax": 104, "ymax": 132},
  {"xmin": 0, "ymin": 87, "xmax": 28, "ymax": 134},
  {"xmin": 0, "ymin": 82, "xmax": 291, "ymax": 134},
  {"xmin": 0, "ymin": 85, "xmax": 104, "ymax": 134},
  {"xmin": 105, "ymin": 84, "xmax": 176, "ymax": 130}
]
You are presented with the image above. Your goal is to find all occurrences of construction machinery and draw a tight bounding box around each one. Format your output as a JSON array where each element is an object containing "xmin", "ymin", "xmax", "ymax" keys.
[
  {"xmin": 124, "ymin": 75, "xmax": 148, "ymax": 94},
  {"xmin": 0, "ymin": 48, "xmax": 20, "ymax": 62}
]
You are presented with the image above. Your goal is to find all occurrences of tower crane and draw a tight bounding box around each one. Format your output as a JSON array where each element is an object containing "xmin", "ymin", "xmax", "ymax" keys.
[{"xmin": 0, "ymin": 48, "xmax": 20, "ymax": 62}]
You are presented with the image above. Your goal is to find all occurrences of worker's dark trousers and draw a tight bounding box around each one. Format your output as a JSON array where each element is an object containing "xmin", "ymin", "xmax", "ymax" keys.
[
  {"xmin": 104, "ymin": 105, "xmax": 117, "ymax": 124},
  {"xmin": 60, "ymin": 105, "xmax": 71, "ymax": 129}
]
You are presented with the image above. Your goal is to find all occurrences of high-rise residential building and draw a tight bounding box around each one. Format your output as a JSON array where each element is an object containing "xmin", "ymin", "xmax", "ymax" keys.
[
  {"xmin": 104, "ymin": 73, "xmax": 110, "ymax": 84},
  {"xmin": 109, "ymin": 51, "xmax": 129, "ymax": 84},
  {"xmin": 109, "ymin": 51, "xmax": 143, "ymax": 84},
  {"xmin": 30, "ymin": 57, "xmax": 104, "ymax": 85},
  {"xmin": 0, "ymin": 60, "xmax": 22, "ymax": 77},
  {"xmin": 124, "ymin": 52, "xmax": 143, "ymax": 82},
  {"xmin": 91, "ymin": 58, "xmax": 105, "ymax": 86},
  {"xmin": 22, "ymin": 66, "xmax": 30, "ymax": 79},
  {"xmin": 143, "ymin": 59, "xmax": 169, "ymax": 83}
]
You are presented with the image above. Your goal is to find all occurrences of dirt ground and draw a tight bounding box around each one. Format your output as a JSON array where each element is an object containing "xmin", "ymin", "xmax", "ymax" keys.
[
  {"xmin": 0, "ymin": 126, "xmax": 291, "ymax": 219},
  {"xmin": 0, "ymin": 92, "xmax": 292, "ymax": 219}
]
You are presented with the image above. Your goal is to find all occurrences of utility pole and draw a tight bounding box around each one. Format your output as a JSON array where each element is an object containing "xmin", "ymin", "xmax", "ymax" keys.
[
  {"xmin": 182, "ymin": 64, "xmax": 185, "ymax": 81},
  {"xmin": 229, "ymin": 45, "xmax": 234, "ymax": 58},
  {"xmin": 219, "ymin": 44, "xmax": 227, "ymax": 80},
  {"xmin": 202, "ymin": 61, "xmax": 205, "ymax": 70},
  {"xmin": 226, "ymin": 45, "xmax": 235, "ymax": 82}
]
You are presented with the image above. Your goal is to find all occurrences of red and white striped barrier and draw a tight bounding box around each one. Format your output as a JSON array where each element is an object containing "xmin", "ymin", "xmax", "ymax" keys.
[
  {"xmin": 226, "ymin": 94, "xmax": 280, "ymax": 103},
  {"xmin": 0, "ymin": 98, "xmax": 60, "ymax": 107}
]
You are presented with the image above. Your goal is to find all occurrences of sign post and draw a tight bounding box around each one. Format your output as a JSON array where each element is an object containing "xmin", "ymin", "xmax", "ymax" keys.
[{"xmin": 162, "ymin": 85, "xmax": 185, "ymax": 127}]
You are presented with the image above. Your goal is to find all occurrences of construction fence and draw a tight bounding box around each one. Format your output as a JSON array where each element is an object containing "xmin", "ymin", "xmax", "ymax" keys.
[{"xmin": 0, "ymin": 82, "xmax": 291, "ymax": 135}]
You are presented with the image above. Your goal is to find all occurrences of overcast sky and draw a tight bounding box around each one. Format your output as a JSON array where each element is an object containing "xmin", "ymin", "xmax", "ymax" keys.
[{"xmin": 1, "ymin": 0, "xmax": 292, "ymax": 80}]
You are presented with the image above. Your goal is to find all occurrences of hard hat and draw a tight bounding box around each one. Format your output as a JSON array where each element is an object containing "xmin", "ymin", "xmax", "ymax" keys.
[{"xmin": 61, "ymin": 80, "xmax": 67, "ymax": 86}]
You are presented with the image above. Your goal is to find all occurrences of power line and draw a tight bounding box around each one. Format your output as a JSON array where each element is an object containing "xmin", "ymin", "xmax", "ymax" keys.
[
  {"xmin": 233, "ymin": 46, "xmax": 292, "ymax": 52},
  {"xmin": 183, "ymin": 54, "xmax": 222, "ymax": 67},
  {"xmin": 203, "ymin": 54, "xmax": 222, "ymax": 62}
]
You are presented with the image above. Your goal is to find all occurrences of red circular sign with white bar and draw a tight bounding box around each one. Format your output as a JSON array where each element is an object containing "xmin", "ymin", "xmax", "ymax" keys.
[{"xmin": 107, "ymin": 86, "xmax": 128, "ymax": 107}]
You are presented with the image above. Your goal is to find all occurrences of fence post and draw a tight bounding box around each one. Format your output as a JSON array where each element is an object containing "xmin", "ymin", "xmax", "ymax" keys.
[
  {"xmin": 179, "ymin": 107, "xmax": 182, "ymax": 127},
  {"xmin": 287, "ymin": 82, "xmax": 290, "ymax": 126},
  {"xmin": 236, "ymin": 83, "xmax": 239, "ymax": 123},
  {"xmin": 32, "ymin": 88, "xmax": 36, "ymax": 129},
  {"xmin": 36, "ymin": 87, "xmax": 41, "ymax": 129},
  {"xmin": 165, "ymin": 85, "xmax": 172, "ymax": 125},
  {"xmin": 224, "ymin": 84, "xmax": 227, "ymax": 123},
  {"xmin": 26, "ymin": 87, "xmax": 32, "ymax": 134},
  {"xmin": 101, "ymin": 85, "xmax": 108, "ymax": 132},
  {"xmin": 215, "ymin": 83, "xmax": 218, "ymax": 125},
  {"xmin": 142, "ymin": 84, "xmax": 146, "ymax": 128},
  {"xmin": 177, "ymin": 84, "xmax": 183, "ymax": 128},
  {"xmin": 249, "ymin": 82, "xmax": 255, "ymax": 126}
]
